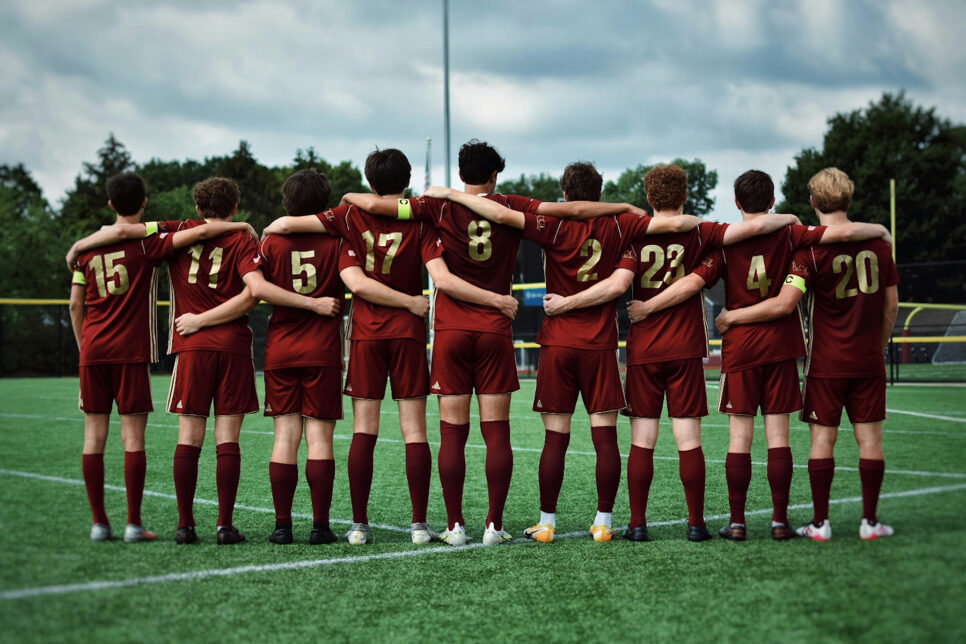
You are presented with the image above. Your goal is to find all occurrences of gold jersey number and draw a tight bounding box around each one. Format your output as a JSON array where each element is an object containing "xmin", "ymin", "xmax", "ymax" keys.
[
  {"xmin": 833, "ymin": 250, "xmax": 880, "ymax": 299},
  {"xmin": 88, "ymin": 251, "xmax": 130, "ymax": 297}
]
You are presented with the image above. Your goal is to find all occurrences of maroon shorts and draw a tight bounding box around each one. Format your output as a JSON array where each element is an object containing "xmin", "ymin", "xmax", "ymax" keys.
[
  {"xmin": 345, "ymin": 338, "xmax": 428, "ymax": 400},
  {"xmin": 79, "ymin": 363, "xmax": 153, "ymax": 415},
  {"xmin": 801, "ymin": 375, "xmax": 886, "ymax": 426},
  {"xmin": 718, "ymin": 359, "xmax": 802, "ymax": 415},
  {"xmin": 265, "ymin": 366, "xmax": 343, "ymax": 421},
  {"xmin": 625, "ymin": 359, "xmax": 708, "ymax": 419},
  {"xmin": 534, "ymin": 346, "xmax": 626, "ymax": 414},
  {"xmin": 167, "ymin": 351, "xmax": 259, "ymax": 417},
  {"xmin": 430, "ymin": 329, "xmax": 519, "ymax": 396}
]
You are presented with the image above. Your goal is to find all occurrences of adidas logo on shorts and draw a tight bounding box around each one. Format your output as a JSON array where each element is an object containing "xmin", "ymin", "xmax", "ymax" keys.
[
  {"xmin": 177, "ymin": 400, "xmax": 183, "ymax": 409},
  {"xmin": 536, "ymin": 400, "xmax": 543, "ymax": 409},
  {"xmin": 809, "ymin": 411, "xmax": 818, "ymax": 420},
  {"xmin": 726, "ymin": 401, "xmax": 733, "ymax": 409},
  {"xmin": 265, "ymin": 404, "xmax": 273, "ymax": 412},
  {"xmin": 431, "ymin": 381, "xmax": 441, "ymax": 390},
  {"xmin": 346, "ymin": 384, "xmax": 353, "ymax": 392}
]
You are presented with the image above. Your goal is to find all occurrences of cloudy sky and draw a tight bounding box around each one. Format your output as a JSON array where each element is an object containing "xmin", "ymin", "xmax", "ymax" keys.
[{"xmin": 2, "ymin": 0, "xmax": 964, "ymax": 222}]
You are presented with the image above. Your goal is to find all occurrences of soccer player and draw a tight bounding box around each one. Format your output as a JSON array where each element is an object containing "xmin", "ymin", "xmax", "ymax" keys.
[
  {"xmin": 342, "ymin": 140, "xmax": 646, "ymax": 546},
  {"xmin": 66, "ymin": 171, "xmax": 254, "ymax": 542},
  {"xmin": 715, "ymin": 168, "xmax": 898, "ymax": 541},
  {"xmin": 425, "ymin": 162, "xmax": 702, "ymax": 543},
  {"xmin": 541, "ymin": 164, "xmax": 800, "ymax": 542},
  {"xmin": 632, "ymin": 169, "xmax": 890, "ymax": 541}
]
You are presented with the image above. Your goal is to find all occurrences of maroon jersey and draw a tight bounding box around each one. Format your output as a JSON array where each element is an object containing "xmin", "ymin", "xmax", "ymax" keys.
[
  {"xmin": 407, "ymin": 193, "xmax": 541, "ymax": 337},
  {"xmin": 790, "ymin": 239, "xmax": 899, "ymax": 378},
  {"xmin": 524, "ymin": 211, "xmax": 651, "ymax": 349},
  {"xmin": 162, "ymin": 220, "xmax": 260, "ymax": 356},
  {"xmin": 320, "ymin": 205, "xmax": 441, "ymax": 341},
  {"xmin": 694, "ymin": 223, "xmax": 826, "ymax": 372},
  {"xmin": 617, "ymin": 221, "xmax": 728, "ymax": 364},
  {"xmin": 258, "ymin": 233, "xmax": 345, "ymax": 370},
  {"xmin": 73, "ymin": 227, "xmax": 174, "ymax": 365}
]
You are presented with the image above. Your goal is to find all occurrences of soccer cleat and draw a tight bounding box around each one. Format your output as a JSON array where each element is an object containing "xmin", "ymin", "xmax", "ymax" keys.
[
  {"xmin": 123, "ymin": 524, "xmax": 156, "ymax": 543},
  {"xmin": 175, "ymin": 526, "xmax": 198, "ymax": 545},
  {"xmin": 345, "ymin": 523, "xmax": 372, "ymax": 545},
  {"xmin": 269, "ymin": 527, "xmax": 294, "ymax": 545},
  {"xmin": 590, "ymin": 524, "xmax": 615, "ymax": 542},
  {"xmin": 90, "ymin": 523, "xmax": 113, "ymax": 542},
  {"xmin": 482, "ymin": 522, "xmax": 513, "ymax": 546},
  {"xmin": 410, "ymin": 522, "xmax": 438, "ymax": 545},
  {"xmin": 216, "ymin": 525, "xmax": 246, "ymax": 545},
  {"xmin": 771, "ymin": 521, "xmax": 797, "ymax": 541},
  {"xmin": 718, "ymin": 523, "xmax": 747, "ymax": 541},
  {"xmin": 796, "ymin": 520, "xmax": 832, "ymax": 542},
  {"xmin": 523, "ymin": 523, "xmax": 555, "ymax": 543},
  {"xmin": 439, "ymin": 522, "xmax": 467, "ymax": 546},
  {"xmin": 309, "ymin": 526, "xmax": 338, "ymax": 545},
  {"xmin": 622, "ymin": 525, "xmax": 649, "ymax": 542},
  {"xmin": 687, "ymin": 525, "xmax": 713, "ymax": 542},
  {"xmin": 859, "ymin": 519, "xmax": 894, "ymax": 541}
]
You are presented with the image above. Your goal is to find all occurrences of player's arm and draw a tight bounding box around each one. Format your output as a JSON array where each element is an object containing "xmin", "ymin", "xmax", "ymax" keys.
[
  {"xmin": 340, "ymin": 193, "xmax": 400, "ymax": 216},
  {"xmin": 881, "ymin": 285, "xmax": 899, "ymax": 351},
  {"xmin": 722, "ymin": 214, "xmax": 801, "ymax": 245},
  {"xmin": 628, "ymin": 273, "xmax": 706, "ymax": 323},
  {"xmin": 644, "ymin": 215, "xmax": 703, "ymax": 235},
  {"xmin": 543, "ymin": 268, "xmax": 634, "ymax": 316},
  {"xmin": 168, "ymin": 221, "xmax": 257, "ymax": 249},
  {"xmin": 715, "ymin": 279, "xmax": 806, "ymax": 334},
  {"xmin": 818, "ymin": 223, "xmax": 891, "ymax": 246},
  {"xmin": 262, "ymin": 215, "xmax": 328, "ymax": 237},
  {"xmin": 425, "ymin": 257, "xmax": 518, "ymax": 320},
  {"xmin": 424, "ymin": 187, "xmax": 525, "ymax": 229},
  {"xmin": 65, "ymin": 223, "xmax": 147, "ymax": 270},
  {"xmin": 173, "ymin": 288, "xmax": 260, "ymax": 336},
  {"xmin": 536, "ymin": 201, "xmax": 648, "ymax": 220},
  {"xmin": 242, "ymin": 270, "xmax": 340, "ymax": 317},
  {"xmin": 339, "ymin": 266, "xmax": 429, "ymax": 317},
  {"xmin": 69, "ymin": 277, "xmax": 85, "ymax": 350}
]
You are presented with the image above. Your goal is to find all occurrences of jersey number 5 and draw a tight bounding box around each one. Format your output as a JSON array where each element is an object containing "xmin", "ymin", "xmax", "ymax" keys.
[
  {"xmin": 291, "ymin": 250, "xmax": 317, "ymax": 294},
  {"xmin": 89, "ymin": 251, "xmax": 130, "ymax": 297}
]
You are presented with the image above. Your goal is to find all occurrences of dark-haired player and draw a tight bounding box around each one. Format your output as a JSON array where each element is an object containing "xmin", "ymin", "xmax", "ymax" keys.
[
  {"xmin": 634, "ymin": 169, "xmax": 890, "ymax": 541},
  {"xmin": 66, "ymin": 172, "xmax": 254, "ymax": 542},
  {"xmin": 426, "ymin": 161, "xmax": 702, "ymax": 543},
  {"xmin": 715, "ymin": 168, "xmax": 898, "ymax": 541},
  {"xmin": 542, "ymin": 164, "xmax": 799, "ymax": 542}
]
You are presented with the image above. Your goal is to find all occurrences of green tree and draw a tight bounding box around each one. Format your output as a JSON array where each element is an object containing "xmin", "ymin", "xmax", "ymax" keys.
[
  {"xmin": 61, "ymin": 134, "xmax": 134, "ymax": 234},
  {"xmin": 211, "ymin": 141, "xmax": 282, "ymax": 230},
  {"xmin": 601, "ymin": 159, "xmax": 717, "ymax": 216},
  {"xmin": 497, "ymin": 173, "xmax": 563, "ymax": 202},
  {"xmin": 284, "ymin": 148, "xmax": 367, "ymax": 208}
]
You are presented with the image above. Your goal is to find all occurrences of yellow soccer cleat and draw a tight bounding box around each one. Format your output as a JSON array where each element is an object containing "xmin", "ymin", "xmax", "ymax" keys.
[
  {"xmin": 590, "ymin": 524, "xmax": 614, "ymax": 542},
  {"xmin": 524, "ymin": 523, "xmax": 555, "ymax": 543}
]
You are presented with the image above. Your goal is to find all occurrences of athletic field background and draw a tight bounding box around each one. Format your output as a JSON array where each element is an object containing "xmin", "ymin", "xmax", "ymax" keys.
[{"xmin": 1, "ymin": 376, "xmax": 964, "ymax": 641}]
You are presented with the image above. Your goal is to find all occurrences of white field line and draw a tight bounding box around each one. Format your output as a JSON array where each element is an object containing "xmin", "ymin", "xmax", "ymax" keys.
[
  {"xmin": 2, "ymin": 481, "xmax": 965, "ymax": 601},
  {"xmin": 885, "ymin": 408, "xmax": 966, "ymax": 424}
]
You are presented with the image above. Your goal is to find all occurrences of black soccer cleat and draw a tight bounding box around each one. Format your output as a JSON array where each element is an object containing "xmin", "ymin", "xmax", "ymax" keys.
[
  {"xmin": 175, "ymin": 526, "xmax": 198, "ymax": 545},
  {"xmin": 309, "ymin": 525, "xmax": 338, "ymax": 545},
  {"xmin": 216, "ymin": 526, "xmax": 246, "ymax": 545},
  {"xmin": 269, "ymin": 527, "xmax": 293, "ymax": 545},
  {"xmin": 622, "ymin": 525, "xmax": 649, "ymax": 542},
  {"xmin": 771, "ymin": 521, "xmax": 797, "ymax": 541},
  {"xmin": 687, "ymin": 524, "xmax": 713, "ymax": 542},
  {"xmin": 718, "ymin": 523, "xmax": 747, "ymax": 541}
]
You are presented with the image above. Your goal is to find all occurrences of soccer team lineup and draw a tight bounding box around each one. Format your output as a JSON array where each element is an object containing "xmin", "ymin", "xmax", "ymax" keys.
[{"xmin": 66, "ymin": 138, "xmax": 901, "ymax": 550}]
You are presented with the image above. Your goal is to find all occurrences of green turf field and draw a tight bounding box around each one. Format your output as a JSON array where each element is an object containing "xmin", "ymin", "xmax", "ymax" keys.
[{"xmin": 1, "ymin": 376, "xmax": 964, "ymax": 641}]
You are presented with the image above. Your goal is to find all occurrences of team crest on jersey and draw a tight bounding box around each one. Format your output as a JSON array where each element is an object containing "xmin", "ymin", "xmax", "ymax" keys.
[
  {"xmin": 348, "ymin": 249, "xmax": 357, "ymax": 257},
  {"xmin": 535, "ymin": 215, "xmax": 547, "ymax": 230},
  {"xmin": 622, "ymin": 248, "xmax": 637, "ymax": 260},
  {"xmin": 703, "ymin": 256, "xmax": 714, "ymax": 268},
  {"xmin": 792, "ymin": 260, "xmax": 806, "ymax": 273},
  {"xmin": 324, "ymin": 209, "xmax": 336, "ymax": 222}
]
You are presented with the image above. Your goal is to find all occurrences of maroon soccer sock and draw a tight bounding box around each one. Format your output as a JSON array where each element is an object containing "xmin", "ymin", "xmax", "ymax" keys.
[
  {"xmin": 725, "ymin": 452, "xmax": 752, "ymax": 525},
  {"xmin": 305, "ymin": 458, "xmax": 335, "ymax": 526},
  {"xmin": 438, "ymin": 421, "xmax": 469, "ymax": 529},
  {"xmin": 767, "ymin": 447, "xmax": 793, "ymax": 525},
  {"xmin": 679, "ymin": 446, "xmax": 706, "ymax": 527},
  {"xmin": 859, "ymin": 458, "xmax": 885, "ymax": 523},
  {"xmin": 173, "ymin": 444, "xmax": 201, "ymax": 528},
  {"xmin": 215, "ymin": 442, "xmax": 241, "ymax": 528},
  {"xmin": 405, "ymin": 442, "xmax": 432, "ymax": 524},
  {"xmin": 481, "ymin": 420, "xmax": 513, "ymax": 531},
  {"xmin": 627, "ymin": 445, "xmax": 654, "ymax": 528},
  {"xmin": 269, "ymin": 461, "xmax": 298, "ymax": 525},
  {"xmin": 82, "ymin": 453, "xmax": 109, "ymax": 525},
  {"xmin": 591, "ymin": 426, "xmax": 621, "ymax": 513},
  {"xmin": 124, "ymin": 450, "xmax": 147, "ymax": 526},
  {"xmin": 538, "ymin": 430, "xmax": 570, "ymax": 514},
  {"xmin": 807, "ymin": 458, "xmax": 835, "ymax": 524},
  {"xmin": 347, "ymin": 433, "xmax": 377, "ymax": 524}
]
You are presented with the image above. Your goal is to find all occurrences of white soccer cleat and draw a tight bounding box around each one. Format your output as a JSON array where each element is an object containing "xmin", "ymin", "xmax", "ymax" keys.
[
  {"xmin": 796, "ymin": 520, "xmax": 832, "ymax": 542},
  {"xmin": 345, "ymin": 523, "xmax": 372, "ymax": 545},
  {"xmin": 123, "ymin": 524, "xmax": 157, "ymax": 543},
  {"xmin": 439, "ymin": 522, "xmax": 467, "ymax": 546},
  {"xmin": 90, "ymin": 523, "xmax": 112, "ymax": 542},
  {"xmin": 859, "ymin": 519, "xmax": 894, "ymax": 541},
  {"xmin": 482, "ymin": 522, "xmax": 512, "ymax": 546},
  {"xmin": 410, "ymin": 522, "xmax": 438, "ymax": 545}
]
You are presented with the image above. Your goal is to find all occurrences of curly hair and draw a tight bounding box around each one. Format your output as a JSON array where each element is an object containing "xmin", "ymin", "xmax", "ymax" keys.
[
  {"xmin": 458, "ymin": 139, "xmax": 506, "ymax": 185},
  {"xmin": 644, "ymin": 165, "xmax": 687, "ymax": 211},
  {"xmin": 193, "ymin": 177, "xmax": 240, "ymax": 219},
  {"xmin": 560, "ymin": 162, "xmax": 602, "ymax": 201}
]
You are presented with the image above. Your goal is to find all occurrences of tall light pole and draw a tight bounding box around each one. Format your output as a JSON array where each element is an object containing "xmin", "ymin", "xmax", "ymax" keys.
[{"xmin": 443, "ymin": 0, "xmax": 451, "ymax": 188}]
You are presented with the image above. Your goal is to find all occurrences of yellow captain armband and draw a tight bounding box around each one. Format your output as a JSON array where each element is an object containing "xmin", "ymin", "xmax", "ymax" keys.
[
  {"xmin": 784, "ymin": 274, "xmax": 806, "ymax": 294},
  {"xmin": 143, "ymin": 222, "xmax": 159, "ymax": 237},
  {"xmin": 72, "ymin": 271, "xmax": 86, "ymax": 286},
  {"xmin": 397, "ymin": 198, "xmax": 412, "ymax": 221}
]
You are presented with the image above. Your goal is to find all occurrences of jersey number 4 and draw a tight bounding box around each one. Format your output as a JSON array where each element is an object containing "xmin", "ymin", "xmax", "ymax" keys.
[
  {"xmin": 89, "ymin": 251, "xmax": 130, "ymax": 297},
  {"xmin": 746, "ymin": 254, "xmax": 772, "ymax": 296},
  {"xmin": 833, "ymin": 250, "xmax": 879, "ymax": 299}
]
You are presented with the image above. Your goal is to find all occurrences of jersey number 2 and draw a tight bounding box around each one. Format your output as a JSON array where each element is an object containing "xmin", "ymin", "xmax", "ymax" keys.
[{"xmin": 833, "ymin": 251, "xmax": 879, "ymax": 299}]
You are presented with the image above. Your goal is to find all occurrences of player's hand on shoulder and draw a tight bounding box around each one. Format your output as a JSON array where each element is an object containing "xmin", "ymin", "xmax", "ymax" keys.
[
  {"xmin": 498, "ymin": 294, "xmax": 519, "ymax": 320},
  {"xmin": 627, "ymin": 205, "xmax": 649, "ymax": 218},
  {"xmin": 175, "ymin": 313, "xmax": 203, "ymax": 336},
  {"xmin": 423, "ymin": 186, "xmax": 451, "ymax": 200},
  {"xmin": 543, "ymin": 293, "xmax": 566, "ymax": 316},
  {"xmin": 715, "ymin": 309, "xmax": 733, "ymax": 334},
  {"xmin": 627, "ymin": 299, "xmax": 648, "ymax": 323},
  {"xmin": 409, "ymin": 295, "xmax": 430, "ymax": 317},
  {"xmin": 243, "ymin": 223, "xmax": 258, "ymax": 241},
  {"xmin": 66, "ymin": 244, "xmax": 81, "ymax": 272}
]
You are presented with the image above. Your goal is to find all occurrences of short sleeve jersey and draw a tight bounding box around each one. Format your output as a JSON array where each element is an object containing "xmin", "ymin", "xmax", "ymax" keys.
[
  {"xmin": 789, "ymin": 239, "xmax": 899, "ymax": 378},
  {"xmin": 694, "ymin": 223, "xmax": 826, "ymax": 372},
  {"xmin": 161, "ymin": 220, "xmax": 260, "ymax": 356},
  {"xmin": 73, "ymin": 226, "xmax": 175, "ymax": 365},
  {"xmin": 257, "ymin": 233, "xmax": 345, "ymax": 370},
  {"xmin": 319, "ymin": 205, "xmax": 441, "ymax": 341},
  {"xmin": 524, "ymin": 211, "xmax": 651, "ymax": 349},
  {"xmin": 616, "ymin": 221, "xmax": 728, "ymax": 364},
  {"xmin": 406, "ymin": 193, "xmax": 542, "ymax": 337}
]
